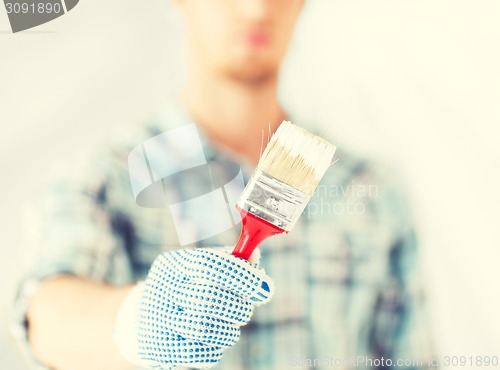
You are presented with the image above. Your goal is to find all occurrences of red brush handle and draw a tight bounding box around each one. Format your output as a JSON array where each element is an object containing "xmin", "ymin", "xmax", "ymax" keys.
[{"xmin": 232, "ymin": 205, "xmax": 286, "ymax": 260}]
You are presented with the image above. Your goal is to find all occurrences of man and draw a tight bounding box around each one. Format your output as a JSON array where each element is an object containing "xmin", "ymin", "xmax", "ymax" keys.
[{"xmin": 13, "ymin": 0, "xmax": 433, "ymax": 369}]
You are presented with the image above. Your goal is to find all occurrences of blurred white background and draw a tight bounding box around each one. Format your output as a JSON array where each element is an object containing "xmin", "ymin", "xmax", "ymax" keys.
[{"xmin": 1, "ymin": 0, "xmax": 499, "ymax": 368}]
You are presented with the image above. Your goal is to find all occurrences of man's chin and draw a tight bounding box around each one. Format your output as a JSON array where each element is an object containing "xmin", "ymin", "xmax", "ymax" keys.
[{"xmin": 222, "ymin": 63, "xmax": 279, "ymax": 84}]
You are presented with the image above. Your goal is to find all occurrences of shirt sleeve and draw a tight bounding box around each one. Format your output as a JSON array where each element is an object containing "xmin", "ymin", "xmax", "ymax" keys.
[
  {"xmin": 368, "ymin": 169, "xmax": 435, "ymax": 369},
  {"xmin": 10, "ymin": 147, "xmax": 136, "ymax": 368}
]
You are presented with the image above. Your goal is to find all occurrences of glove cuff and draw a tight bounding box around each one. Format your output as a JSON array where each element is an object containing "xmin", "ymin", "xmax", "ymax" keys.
[
  {"xmin": 113, "ymin": 281, "xmax": 147, "ymax": 368},
  {"xmin": 220, "ymin": 245, "xmax": 261, "ymax": 265}
]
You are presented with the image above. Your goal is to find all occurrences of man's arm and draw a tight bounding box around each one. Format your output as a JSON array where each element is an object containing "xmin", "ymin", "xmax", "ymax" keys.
[
  {"xmin": 27, "ymin": 275, "xmax": 134, "ymax": 370},
  {"xmin": 367, "ymin": 165, "xmax": 435, "ymax": 368},
  {"xmin": 27, "ymin": 247, "xmax": 275, "ymax": 370}
]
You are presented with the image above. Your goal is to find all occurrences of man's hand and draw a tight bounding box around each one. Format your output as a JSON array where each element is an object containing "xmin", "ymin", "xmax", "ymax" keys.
[{"xmin": 114, "ymin": 247, "xmax": 274, "ymax": 369}]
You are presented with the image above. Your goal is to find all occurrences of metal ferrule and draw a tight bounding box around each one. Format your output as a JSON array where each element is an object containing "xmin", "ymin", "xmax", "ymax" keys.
[{"xmin": 237, "ymin": 169, "xmax": 310, "ymax": 231}]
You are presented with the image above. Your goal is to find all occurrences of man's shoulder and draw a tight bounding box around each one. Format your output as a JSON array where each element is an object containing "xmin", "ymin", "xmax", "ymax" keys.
[
  {"xmin": 108, "ymin": 101, "xmax": 193, "ymax": 153},
  {"xmin": 41, "ymin": 103, "xmax": 190, "ymax": 201},
  {"xmin": 288, "ymin": 116, "xmax": 398, "ymax": 186},
  {"xmin": 295, "ymin": 116, "xmax": 414, "ymax": 235}
]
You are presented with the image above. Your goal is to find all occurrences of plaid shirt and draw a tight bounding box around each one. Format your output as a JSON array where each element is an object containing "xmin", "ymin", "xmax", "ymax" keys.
[{"xmin": 11, "ymin": 102, "xmax": 434, "ymax": 370}]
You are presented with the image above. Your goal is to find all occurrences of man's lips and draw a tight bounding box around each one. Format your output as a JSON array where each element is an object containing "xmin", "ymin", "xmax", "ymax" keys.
[{"xmin": 242, "ymin": 31, "xmax": 270, "ymax": 47}]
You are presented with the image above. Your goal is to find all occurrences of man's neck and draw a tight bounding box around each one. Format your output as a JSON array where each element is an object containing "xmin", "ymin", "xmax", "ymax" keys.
[{"xmin": 180, "ymin": 68, "xmax": 285, "ymax": 166}]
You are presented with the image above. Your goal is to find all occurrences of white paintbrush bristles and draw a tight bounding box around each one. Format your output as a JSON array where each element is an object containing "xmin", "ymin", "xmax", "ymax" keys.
[{"xmin": 258, "ymin": 121, "xmax": 336, "ymax": 195}]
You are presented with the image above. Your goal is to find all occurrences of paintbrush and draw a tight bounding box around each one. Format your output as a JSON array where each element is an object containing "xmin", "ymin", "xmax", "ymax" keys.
[{"xmin": 232, "ymin": 120, "xmax": 336, "ymax": 260}]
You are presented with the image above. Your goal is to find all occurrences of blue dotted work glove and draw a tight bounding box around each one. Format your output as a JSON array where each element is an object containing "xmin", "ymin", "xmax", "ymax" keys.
[{"xmin": 114, "ymin": 247, "xmax": 274, "ymax": 369}]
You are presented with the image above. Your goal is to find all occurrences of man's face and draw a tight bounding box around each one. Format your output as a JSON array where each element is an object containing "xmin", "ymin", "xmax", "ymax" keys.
[{"xmin": 177, "ymin": 0, "xmax": 304, "ymax": 83}]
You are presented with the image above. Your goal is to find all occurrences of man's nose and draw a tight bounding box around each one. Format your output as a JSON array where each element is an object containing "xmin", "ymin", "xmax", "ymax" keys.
[{"xmin": 237, "ymin": 0, "xmax": 273, "ymax": 22}]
